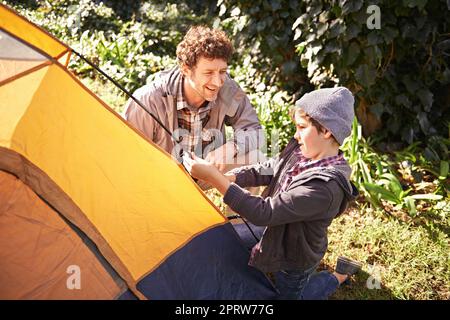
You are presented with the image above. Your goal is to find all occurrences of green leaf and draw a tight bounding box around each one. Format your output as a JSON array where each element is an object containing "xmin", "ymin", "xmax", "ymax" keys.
[
  {"xmin": 358, "ymin": 159, "xmax": 372, "ymax": 184},
  {"xmin": 296, "ymin": 44, "xmax": 305, "ymax": 55},
  {"xmin": 408, "ymin": 194, "xmax": 443, "ymax": 200},
  {"xmin": 328, "ymin": 19, "xmax": 345, "ymax": 38},
  {"xmin": 344, "ymin": 22, "xmax": 361, "ymax": 41},
  {"xmin": 294, "ymin": 28, "xmax": 303, "ymax": 41},
  {"xmin": 292, "ymin": 13, "xmax": 310, "ymax": 30},
  {"xmin": 345, "ymin": 41, "xmax": 360, "ymax": 66},
  {"xmin": 439, "ymin": 161, "xmax": 449, "ymax": 179},
  {"xmin": 404, "ymin": 197, "xmax": 417, "ymax": 216},
  {"xmin": 270, "ymin": 0, "xmax": 282, "ymax": 11},
  {"xmin": 395, "ymin": 94, "xmax": 411, "ymax": 108},
  {"xmin": 417, "ymin": 89, "xmax": 433, "ymax": 112},
  {"xmin": 417, "ymin": 112, "xmax": 431, "ymax": 134},
  {"xmin": 369, "ymin": 103, "xmax": 384, "ymax": 119},
  {"xmin": 382, "ymin": 26, "xmax": 400, "ymax": 43},
  {"xmin": 402, "ymin": 76, "xmax": 420, "ymax": 94},
  {"xmin": 367, "ymin": 32, "xmax": 382, "ymax": 45},
  {"xmin": 363, "ymin": 183, "xmax": 401, "ymax": 204},
  {"xmin": 307, "ymin": 2, "xmax": 322, "ymax": 17},
  {"xmin": 355, "ymin": 64, "xmax": 376, "ymax": 87},
  {"xmin": 403, "ymin": 0, "xmax": 428, "ymax": 10},
  {"xmin": 256, "ymin": 20, "xmax": 267, "ymax": 32},
  {"xmin": 342, "ymin": 0, "xmax": 363, "ymax": 15},
  {"xmin": 316, "ymin": 22, "xmax": 329, "ymax": 37},
  {"xmin": 381, "ymin": 173, "xmax": 403, "ymax": 197}
]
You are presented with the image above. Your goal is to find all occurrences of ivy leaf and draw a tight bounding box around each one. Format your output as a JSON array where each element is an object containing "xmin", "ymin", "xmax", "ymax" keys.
[
  {"xmin": 324, "ymin": 40, "xmax": 339, "ymax": 54},
  {"xmin": 293, "ymin": 28, "xmax": 302, "ymax": 41},
  {"xmin": 401, "ymin": 127, "xmax": 414, "ymax": 145},
  {"xmin": 342, "ymin": 0, "xmax": 363, "ymax": 15},
  {"xmin": 367, "ymin": 31, "xmax": 382, "ymax": 45},
  {"xmin": 403, "ymin": 0, "xmax": 428, "ymax": 10},
  {"xmin": 402, "ymin": 76, "xmax": 419, "ymax": 94},
  {"xmin": 229, "ymin": 7, "xmax": 240, "ymax": 17},
  {"xmin": 316, "ymin": 22, "xmax": 329, "ymax": 37},
  {"xmin": 270, "ymin": 0, "xmax": 282, "ymax": 11},
  {"xmin": 417, "ymin": 89, "xmax": 433, "ymax": 112},
  {"xmin": 369, "ymin": 102, "xmax": 384, "ymax": 119},
  {"xmin": 417, "ymin": 111, "xmax": 431, "ymax": 134},
  {"xmin": 307, "ymin": 2, "xmax": 322, "ymax": 17},
  {"xmin": 355, "ymin": 64, "xmax": 376, "ymax": 87},
  {"xmin": 281, "ymin": 60, "xmax": 297, "ymax": 75},
  {"xmin": 292, "ymin": 13, "xmax": 309, "ymax": 30},
  {"xmin": 395, "ymin": 94, "xmax": 411, "ymax": 107},
  {"xmin": 296, "ymin": 44, "xmax": 305, "ymax": 55},
  {"xmin": 328, "ymin": 19, "xmax": 345, "ymax": 38},
  {"xmin": 344, "ymin": 22, "xmax": 361, "ymax": 41},
  {"xmin": 256, "ymin": 20, "xmax": 267, "ymax": 32},
  {"xmin": 289, "ymin": 0, "xmax": 299, "ymax": 10},
  {"xmin": 382, "ymin": 26, "xmax": 399, "ymax": 43},
  {"xmin": 345, "ymin": 41, "xmax": 360, "ymax": 65}
]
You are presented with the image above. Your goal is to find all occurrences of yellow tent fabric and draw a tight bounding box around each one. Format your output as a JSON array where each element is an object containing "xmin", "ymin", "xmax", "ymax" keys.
[
  {"xmin": 0, "ymin": 4, "xmax": 69, "ymax": 60},
  {"xmin": 0, "ymin": 4, "xmax": 227, "ymax": 297},
  {"xmin": 0, "ymin": 63, "xmax": 227, "ymax": 280}
]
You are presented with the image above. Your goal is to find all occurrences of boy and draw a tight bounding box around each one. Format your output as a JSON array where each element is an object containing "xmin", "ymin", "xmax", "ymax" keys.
[{"xmin": 184, "ymin": 87, "xmax": 361, "ymax": 299}]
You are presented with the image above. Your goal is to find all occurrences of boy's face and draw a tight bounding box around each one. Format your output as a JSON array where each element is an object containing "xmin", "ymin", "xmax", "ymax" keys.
[
  {"xmin": 182, "ymin": 57, "xmax": 228, "ymax": 104},
  {"xmin": 293, "ymin": 112, "xmax": 331, "ymax": 160}
]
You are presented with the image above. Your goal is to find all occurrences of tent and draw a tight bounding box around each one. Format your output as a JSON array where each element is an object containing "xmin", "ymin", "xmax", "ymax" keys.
[{"xmin": 0, "ymin": 4, "xmax": 277, "ymax": 299}]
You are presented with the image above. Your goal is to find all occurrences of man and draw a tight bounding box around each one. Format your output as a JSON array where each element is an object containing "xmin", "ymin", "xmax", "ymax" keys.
[{"xmin": 123, "ymin": 25, "xmax": 264, "ymax": 172}]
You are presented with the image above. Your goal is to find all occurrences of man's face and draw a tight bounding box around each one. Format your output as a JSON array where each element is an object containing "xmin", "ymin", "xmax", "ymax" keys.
[
  {"xmin": 293, "ymin": 112, "xmax": 328, "ymax": 160},
  {"xmin": 182, "ymin": 57, "xmax": 228, "ymax": 103}
]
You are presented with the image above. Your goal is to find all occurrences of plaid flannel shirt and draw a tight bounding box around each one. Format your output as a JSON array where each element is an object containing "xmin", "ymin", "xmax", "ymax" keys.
[{"xmin": 176, "ymin": 77, "xmax": 215, "ymax": 156}]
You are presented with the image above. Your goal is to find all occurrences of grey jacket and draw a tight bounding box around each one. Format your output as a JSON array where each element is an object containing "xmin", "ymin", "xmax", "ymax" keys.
[
  {"xmin": 224, "ymin": 138, "xmax": 358, "ymax": 273},
  {"xmin": 123, "ymin": 67, "xmax": 262, "ymax": 156}
]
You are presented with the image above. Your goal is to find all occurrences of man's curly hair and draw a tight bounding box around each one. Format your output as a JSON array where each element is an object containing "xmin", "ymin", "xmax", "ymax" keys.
[{"xmin": 176, "ymin": 26, "xmax": 234, "ymax": 68}]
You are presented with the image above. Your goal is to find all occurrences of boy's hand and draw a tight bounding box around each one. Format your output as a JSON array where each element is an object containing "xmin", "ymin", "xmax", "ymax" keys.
[
  {"xmin": 183, "ymin": 153, "xmax": 233, "ymax": 195},
  {"xmin": 183, "ymin": 153, "xmax": 220, "ymax": 182}
]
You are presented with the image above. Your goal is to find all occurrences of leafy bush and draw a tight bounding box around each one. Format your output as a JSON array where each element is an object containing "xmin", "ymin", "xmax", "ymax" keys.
[
  {"xmin": 342, "ymin": 118, "xmax": 447, "ymax": 218},
  {"xmin": 215, "ymin": 0, "xmax": 450, "ymax": 153},
  {"xmin": 217, "ymin": 0, "xmax": 312, "ymax": 95},
  {"xmin": 292, "ymin": 0, "xmax": 450, "ymax": 147},
  {"xmin": 4, "ymin": 0, "xmax": 213, "ymax": 93}
]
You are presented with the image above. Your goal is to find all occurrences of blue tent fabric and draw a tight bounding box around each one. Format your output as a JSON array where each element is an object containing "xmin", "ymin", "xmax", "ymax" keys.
[
  {"xmin": 118, "ymin": 290, "xmax": 139, "ymax": 300},
  {"xmin": 136, "ymin": 223, "xmax": 277, "ymax": 299},
  {"xmin": 230, "ymin": 220, "xmax": 266, "ymax": 251}
]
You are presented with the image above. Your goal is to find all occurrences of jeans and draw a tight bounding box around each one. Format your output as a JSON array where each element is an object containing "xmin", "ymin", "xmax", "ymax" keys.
[
  {"xmin": 274, "ymin": 268, "xmax": 340, "ymax": 300},
  {"xmin": 232, "ymin": 221, "xmax": 340, "ymax": 300}
]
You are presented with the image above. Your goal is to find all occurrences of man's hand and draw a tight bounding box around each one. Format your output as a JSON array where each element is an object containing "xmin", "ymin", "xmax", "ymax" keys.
[{"xmin": 204, "ymin": 142, "xmax": 237, "ymax": 172}]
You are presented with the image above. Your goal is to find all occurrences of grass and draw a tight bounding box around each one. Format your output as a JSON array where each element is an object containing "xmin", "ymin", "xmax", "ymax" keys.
[
  {"xmin": 325, "ymin": 206, "xmax": 449, "ymax": 300},
  {"xmin": 206, "ymin": 189, "xmax": 449, "ymax": 300}
]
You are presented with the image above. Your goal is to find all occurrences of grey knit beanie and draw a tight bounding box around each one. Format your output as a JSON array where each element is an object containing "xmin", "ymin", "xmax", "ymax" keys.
[{"xmin": 295, "ymin": 87, "xmax": 355, "ymax": 145}]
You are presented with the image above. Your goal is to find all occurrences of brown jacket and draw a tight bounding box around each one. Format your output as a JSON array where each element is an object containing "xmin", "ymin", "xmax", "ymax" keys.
[{"xmin": 123, "ymin": 67, "xmax": 262, "ymax": 157}]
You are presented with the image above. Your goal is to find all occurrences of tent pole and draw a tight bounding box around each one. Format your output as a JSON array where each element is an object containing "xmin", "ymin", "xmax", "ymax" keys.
[
  {"xmin": 71, "ymin": 49, "xmax": 180, "ymax": 145},
  {"xmin": 71, "ymin": 49, "xmax": 259, "ymax": 243}
]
